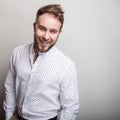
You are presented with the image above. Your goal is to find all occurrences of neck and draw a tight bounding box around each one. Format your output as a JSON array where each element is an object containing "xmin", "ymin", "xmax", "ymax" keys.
[
  {"xmin": 33, "ymin": 52, "xmax": 38, "ymax": 63},
  {"xmin": 33, "ymin": 43, "xmax": 39, "ymax": 63}
]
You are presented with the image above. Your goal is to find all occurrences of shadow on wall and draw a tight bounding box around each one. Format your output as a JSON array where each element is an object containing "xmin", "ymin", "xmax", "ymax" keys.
[
  {"xmin": 0, "ymin": 94, "xmax": 5, "ymax": 120},
  {"xmin": 0, "ymin": 64, "xmax": 7, "ymax": 120}
]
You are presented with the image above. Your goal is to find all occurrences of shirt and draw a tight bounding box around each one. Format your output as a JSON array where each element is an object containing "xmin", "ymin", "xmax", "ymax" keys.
[{"xmin": 4, "ymin": 43, "xmax": 79, "ymax": 120}]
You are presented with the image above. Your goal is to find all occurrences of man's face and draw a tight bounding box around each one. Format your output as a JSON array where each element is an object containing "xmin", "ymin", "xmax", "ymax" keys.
[{"xmin": 34, "ymin": 13, "xmax": 61, "ymax": 53}]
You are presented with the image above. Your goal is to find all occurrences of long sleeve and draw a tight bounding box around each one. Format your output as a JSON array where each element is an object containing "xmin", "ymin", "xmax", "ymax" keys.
[
  {"xmin": 3, "ymin": 52, "xmax": 16, "ymax": 120},
  {"xmin": 59, "ymin": 63, "xmax": 80, "ymax": 120}
]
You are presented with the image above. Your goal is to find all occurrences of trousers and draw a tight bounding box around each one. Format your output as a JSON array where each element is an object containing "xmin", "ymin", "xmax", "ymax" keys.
[{"xmin": 17, "ymin": 115, "xmax": 58, "ymax": 120}]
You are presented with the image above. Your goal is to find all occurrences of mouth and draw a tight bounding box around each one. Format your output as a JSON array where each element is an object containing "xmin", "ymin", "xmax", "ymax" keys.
[{"xmin": 40, "ymin": 40, "xmax": 49, "ymax": 46}]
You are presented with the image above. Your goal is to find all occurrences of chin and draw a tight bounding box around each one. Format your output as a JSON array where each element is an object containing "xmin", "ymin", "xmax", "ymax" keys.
[
  {"xmin": 39, "ymin": 43, "xmax": 55, "ymax": 53},
  {"xmin": 39, "ymin": 47, "xmax": 49, "ymax": 53}
]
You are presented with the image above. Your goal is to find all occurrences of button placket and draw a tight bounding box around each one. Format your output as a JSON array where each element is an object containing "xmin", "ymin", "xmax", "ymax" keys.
[{"xmin": 22, "ymin": 53, "xmax": 44, "ymax": 117}]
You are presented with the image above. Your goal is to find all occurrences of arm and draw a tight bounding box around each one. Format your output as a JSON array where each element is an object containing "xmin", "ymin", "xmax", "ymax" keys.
[
  {"xmin": 59, "ymin": 63, "xmax": 80, "ymax": 120},
  {"xmin": 3, "ymin": 52, "xmax": 16, "ymax": 120}
]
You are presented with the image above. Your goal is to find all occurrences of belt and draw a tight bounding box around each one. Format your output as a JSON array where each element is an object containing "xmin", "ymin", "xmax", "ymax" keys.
[
  {"xmin": 48, "ymin": 116, "xmax": 57, "ymax": 120},
  {"xmin": 17, "ymin": 115, "xmax": 57, "ymax": 120},
  {"xmin": 17, "ymin": 115, "xmax": 27, "ymax": 120}
]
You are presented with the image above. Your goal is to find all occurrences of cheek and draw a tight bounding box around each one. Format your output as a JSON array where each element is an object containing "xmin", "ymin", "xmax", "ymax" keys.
[
  {"xmin": 35, "ymin": 30, "xmax": 42, "ymax": 37},
  {"xmin": 52, "ymin": 34, "xmax": 59, "ymax": 41}
]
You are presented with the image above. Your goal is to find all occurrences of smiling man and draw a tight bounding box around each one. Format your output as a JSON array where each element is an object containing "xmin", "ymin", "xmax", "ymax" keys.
[
  {"xmin": 4, "ymin": 4, "xmax": 79, "ymax": 120},
  {"xmin": 34, "ymin": 13, "xmax": 61, "ymax": 53}
]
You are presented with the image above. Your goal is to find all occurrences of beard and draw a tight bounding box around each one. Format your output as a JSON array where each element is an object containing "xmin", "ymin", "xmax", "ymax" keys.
[{"xmin": 33, "ymin": 34, "xmax": 57, "ymax": 53}]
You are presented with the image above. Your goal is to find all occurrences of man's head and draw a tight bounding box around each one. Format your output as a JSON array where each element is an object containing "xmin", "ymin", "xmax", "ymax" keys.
[
  {"xmin": 36, "ymin": 4, "xmax": 64, "ymax": 30},
  {"xmin": 33, "ymin": 4, "xmax": 64, "ymax": 53}
]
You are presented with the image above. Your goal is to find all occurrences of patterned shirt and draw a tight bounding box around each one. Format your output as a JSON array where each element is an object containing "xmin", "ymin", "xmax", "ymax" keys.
[{"xmin": 4, "ymin": 43, "xmax": 79, "ymax": 120}]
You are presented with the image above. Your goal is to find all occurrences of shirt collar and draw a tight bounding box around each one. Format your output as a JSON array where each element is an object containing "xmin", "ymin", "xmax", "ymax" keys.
[
  {"xmin": 30, "ymin": 43, "xmax": 55, "ymax": 57},
  {"xmin": 30, "ymin": 43, "xmax": 44, "ymax": 56}
]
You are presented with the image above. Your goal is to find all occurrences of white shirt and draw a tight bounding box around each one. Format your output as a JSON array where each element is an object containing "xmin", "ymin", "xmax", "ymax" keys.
[{"xmin": 4, "ymin": 43, "xmax": 79, "ymax": 120}]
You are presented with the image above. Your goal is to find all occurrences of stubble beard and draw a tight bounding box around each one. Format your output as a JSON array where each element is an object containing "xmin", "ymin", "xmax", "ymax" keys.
[{"xmin": 33, "ymin": 35, "xmax": 57, "ymax": 53}]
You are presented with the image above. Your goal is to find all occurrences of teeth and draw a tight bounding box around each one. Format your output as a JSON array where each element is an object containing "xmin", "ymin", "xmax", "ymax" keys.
[
  {"xmin": 42, "ymin": 42, "xmax": 47, "ymax": 44},
  {"xmin": 42, "ymin": 41, "xmax": 49, "ymax": 44}
]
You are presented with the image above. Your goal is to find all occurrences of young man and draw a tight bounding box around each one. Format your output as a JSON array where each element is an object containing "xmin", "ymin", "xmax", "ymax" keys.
[{"xmin": 4, "ymin": 4, "xmax": 79, "ymax": 120}]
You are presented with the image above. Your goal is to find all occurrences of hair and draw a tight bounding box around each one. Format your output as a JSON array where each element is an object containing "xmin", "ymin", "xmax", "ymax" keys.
[{"xmin": 36, "ymin": 4, "xmax": 64, "ymax": 29}]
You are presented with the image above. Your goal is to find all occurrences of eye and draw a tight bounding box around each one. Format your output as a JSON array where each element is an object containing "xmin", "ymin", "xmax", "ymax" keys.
[
  {"xmin": 39, "ymin": 27, "xmax": 46, "ymax": 32},
  {"xmin": 38, "ymin": 25, "xmax": 46, "ymax": 32},
  {"xmin": 50, "ymin": 29, "xmax": 58, "ymax": 34}
]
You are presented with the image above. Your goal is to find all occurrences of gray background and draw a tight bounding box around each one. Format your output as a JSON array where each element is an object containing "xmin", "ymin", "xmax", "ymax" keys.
[{"xmin": 0, "ymin": 0, "xmax": 120, "ymax": 120}]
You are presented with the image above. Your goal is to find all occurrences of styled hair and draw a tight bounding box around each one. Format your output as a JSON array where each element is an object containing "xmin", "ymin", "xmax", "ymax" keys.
[{"xmin": 36, "ymin": 4, "xmax": 64, "ymax": 29}]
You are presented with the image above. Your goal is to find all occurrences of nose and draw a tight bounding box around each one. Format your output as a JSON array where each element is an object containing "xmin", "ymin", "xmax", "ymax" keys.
[{"xmin": 43, "ymin": 31, "xmax": 50, "ymax": 40}]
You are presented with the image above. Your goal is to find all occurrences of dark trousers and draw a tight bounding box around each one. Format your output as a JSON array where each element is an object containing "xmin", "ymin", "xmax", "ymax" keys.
[{"xmin": 17, "ymin": 115, "xmax": 57, "ymax": 120}]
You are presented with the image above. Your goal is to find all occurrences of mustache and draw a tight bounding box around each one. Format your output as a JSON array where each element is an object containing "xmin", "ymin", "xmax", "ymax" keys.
[
  {"xmin": 39, "ymin": 38, "xmax": 47, "ymax": 42},
  {"xmin": 38, "ymin": 38, "xmax": 51, "ymax": 44},
  {"xmin": 34, "ymin": 34, "xmax": 48, "ymax": 42}
]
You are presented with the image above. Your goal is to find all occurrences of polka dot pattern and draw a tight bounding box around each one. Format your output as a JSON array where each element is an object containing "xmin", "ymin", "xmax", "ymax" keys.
[{"xmin": 4, "ymin": 43, "xmax": 79, "ymax": 120}]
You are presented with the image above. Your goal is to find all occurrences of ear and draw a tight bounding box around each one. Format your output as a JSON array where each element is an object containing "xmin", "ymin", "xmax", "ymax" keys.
[
  {"xmin": 59, "ymin": 29, "xmax": 62, "ymax": 34},
  {"xmin": 33, "ymin": 22, "xmax": 36, "ymax": 32}
]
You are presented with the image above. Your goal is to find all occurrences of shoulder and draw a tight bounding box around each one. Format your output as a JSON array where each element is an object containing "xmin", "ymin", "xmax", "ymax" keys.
[
  {"xmin": 49, "ymin": 47, "xmax": 75, "ymax": 66},
  {"xmin": 51, "ymin": 48, "xmax": 77, "ymax": 81},
  {"xmin": 13, "ymin": 43, "xmax": 31, "ymax": 53},
  {"xmin": 56, "ymin": 47, "xmax": 73, "ymax": 61},
  {"xmin": 11, "ymin": 43, "xmax": 32, "ymax": 57},
  {"xmin": 11, "ymin": 43, "xmax": 32, "ymax": 61},
  {"xmin": 10, "ymin": 43, "xmax": 32, "ymax": 64}
]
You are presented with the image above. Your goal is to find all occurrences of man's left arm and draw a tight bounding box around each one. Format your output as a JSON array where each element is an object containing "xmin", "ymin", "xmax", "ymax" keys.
[{"xmin": 59, "ymin": 62, "xmax": 80, "ymax": 120}]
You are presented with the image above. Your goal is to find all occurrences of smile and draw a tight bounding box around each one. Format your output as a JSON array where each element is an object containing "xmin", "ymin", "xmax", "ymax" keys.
[{"xmin": 39, "ymin": 41, "xmax": 50, "ymax": 47}]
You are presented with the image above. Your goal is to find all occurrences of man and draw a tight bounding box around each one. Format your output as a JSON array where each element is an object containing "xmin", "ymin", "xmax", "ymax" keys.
[{"xmin": 4, "ymin": 4, "xmax": 79, "ymax": 120}]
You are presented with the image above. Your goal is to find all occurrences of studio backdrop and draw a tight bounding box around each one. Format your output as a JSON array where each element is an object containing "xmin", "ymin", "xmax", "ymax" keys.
[{"xmin": 0, "ymin": 0, "xmax": 120, "ymax": 120}]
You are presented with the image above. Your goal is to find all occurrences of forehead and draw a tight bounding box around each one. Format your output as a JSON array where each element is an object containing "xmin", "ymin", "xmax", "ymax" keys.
[{"xmin": 37, "ymin": 13, "xmax": 61, "ymax": 30}]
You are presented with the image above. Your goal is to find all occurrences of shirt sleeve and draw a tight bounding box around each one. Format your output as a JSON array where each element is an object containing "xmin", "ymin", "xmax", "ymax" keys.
[
  {"xmin": 3, "ymin": 52, "xmax": 16, "ymax": 120},
  {"xmin": 59, "ymin": 62, "xmax": 80, "ymax": 120}
]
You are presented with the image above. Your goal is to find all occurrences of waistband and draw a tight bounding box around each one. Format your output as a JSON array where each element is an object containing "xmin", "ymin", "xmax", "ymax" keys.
[{"xmin": 17, "ymin": 115, "xmax": 58, "ymax": 120}]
